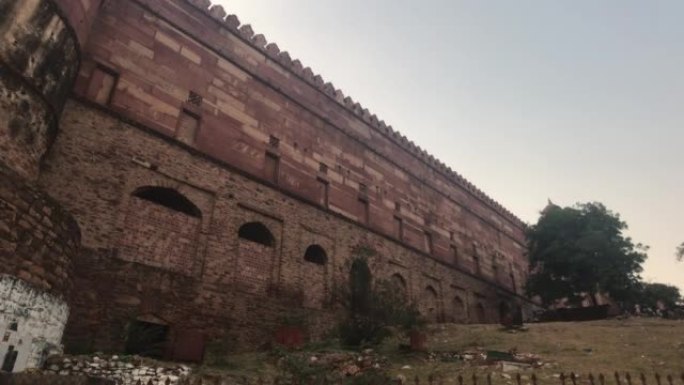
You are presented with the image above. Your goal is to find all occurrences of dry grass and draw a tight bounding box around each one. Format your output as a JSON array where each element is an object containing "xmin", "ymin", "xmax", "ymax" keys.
[
  {"xmin": 204, "ymin": 318, "xmax": 684, "ymax": 382},
  {"xmin": 381, "ymin": 318, "xmax": 684, "ymax": 381}
]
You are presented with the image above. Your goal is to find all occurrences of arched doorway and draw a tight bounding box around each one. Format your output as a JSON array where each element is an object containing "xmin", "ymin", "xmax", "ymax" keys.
[
  {"xmin": 390, "ymin": 273, "xmax": 408, "ymax": 300},
  {"xmin": 420, "ymin": 286, "xmax": 440, "ymax": 323},
  {"xmin": 302, "ymin": 244, "xmax": 328, "ymax": 308},
  {"xmin": 349, "ymin": 258, "xmax": 372, "ymax": 314},
  {"xmin": 236, "ymin": 221, "xmax": 276, "ymax": 294},
  {"xmin": 452, "ymin": 296, "xmax": 466, "ymax": 323}
]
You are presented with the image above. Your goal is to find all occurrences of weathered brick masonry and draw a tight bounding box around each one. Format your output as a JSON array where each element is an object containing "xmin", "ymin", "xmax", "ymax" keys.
[
  {"xmin": 1, "ymin": 0, "xmax": 534, "ymax": 362},
  {"xmin": 0, "ymin": 0, "xmax": 101, "ymax": 371}
]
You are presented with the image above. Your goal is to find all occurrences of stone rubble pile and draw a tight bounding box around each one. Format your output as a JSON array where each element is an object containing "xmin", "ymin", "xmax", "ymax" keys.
[
  {"xmin": 44, "ymin": 354, "xmax": 192, "ymax": 385},
  {"xmin": 290, "ymin": 349, "xmax": 386, "ymax": 377}
]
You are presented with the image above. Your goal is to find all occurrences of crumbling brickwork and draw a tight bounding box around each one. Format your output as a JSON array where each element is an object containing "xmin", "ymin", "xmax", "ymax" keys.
[
  {"xmin": 2, "ymin": 0, "xmax": 534, "ymax": 360},
  {"xmin": 0, "ymin": 0, "xmax": 99, "ymax": 371},
  {"xmin": 0, "ymin": 166, "xmax": 80, "ymax": 295}
]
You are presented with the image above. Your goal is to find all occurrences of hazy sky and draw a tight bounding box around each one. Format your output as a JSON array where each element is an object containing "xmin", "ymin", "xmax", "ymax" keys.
[{"xmin": 215, "ymin": 0, "xmax": 684, "ymax": 292}]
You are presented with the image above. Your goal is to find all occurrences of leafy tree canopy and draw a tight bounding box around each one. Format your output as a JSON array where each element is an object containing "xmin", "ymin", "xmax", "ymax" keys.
[
  {"xmin": 676, "ymin": 242, "xmax": 684, "ymax": 262},
  {"xmin": 638, "ymin": 282, "xmax": 681, "ymax": 309},
  {"xmin": 526, "ymin": 202, "xmax": 647, "ymax": 307}
]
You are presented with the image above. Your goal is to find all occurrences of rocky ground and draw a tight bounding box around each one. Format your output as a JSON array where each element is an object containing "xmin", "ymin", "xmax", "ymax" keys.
[{"xmin": 23, "ymin": 318, "xmax": 684, "ymax": 385}]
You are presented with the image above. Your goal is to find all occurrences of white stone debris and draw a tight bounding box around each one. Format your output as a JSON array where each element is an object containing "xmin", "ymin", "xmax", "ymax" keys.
[{"xmin": 44, "ymin": 354, "xmax": 192, "ymax": 385}]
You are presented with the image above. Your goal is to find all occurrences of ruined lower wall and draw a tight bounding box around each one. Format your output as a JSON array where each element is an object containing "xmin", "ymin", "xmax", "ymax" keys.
[
  {"xmin": 0, "ymin": 166, "xmax": 80, "ymax": 295},
  {"xmin": 0, "ymin": 0, "xmax": 87, "ymax": 372},
  {"xmin": 0, "ymin": 166, "xmax": 80, "ymax": 370},
  {"xmin": 38, "ymin": 100, "xmax": 531, "ymax": 353}
]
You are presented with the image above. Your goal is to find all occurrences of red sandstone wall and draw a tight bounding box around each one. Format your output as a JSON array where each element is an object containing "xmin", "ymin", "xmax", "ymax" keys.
[
  {"xmin": 41, "ymin": 102, "xmax": 527, "ymax": 350},
  {"xmin": 71, "ymin": 0, "xmax": 528, "ymax": 286}
]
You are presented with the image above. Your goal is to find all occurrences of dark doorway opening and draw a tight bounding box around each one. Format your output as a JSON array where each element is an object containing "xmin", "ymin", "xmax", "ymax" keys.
[
  {"xmin": 499, "ymin": 302, "xmax": 512, "ymax": 326},
  {"xmin": 1, "ymin": 346, "xmax": 18, "ymax": 372},
  {"xmin": 475, "ymin": 303, "xmax": 486, "ymax": 323},
  {"xmin": 125, "ymin": 320, "xmax": 169, "ymax": 359}
]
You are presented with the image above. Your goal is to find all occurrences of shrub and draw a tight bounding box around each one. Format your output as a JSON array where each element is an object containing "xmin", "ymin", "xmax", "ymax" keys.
[{"xmin": 337, "ymin": 256, "xmax": 424, "ymax": 347}]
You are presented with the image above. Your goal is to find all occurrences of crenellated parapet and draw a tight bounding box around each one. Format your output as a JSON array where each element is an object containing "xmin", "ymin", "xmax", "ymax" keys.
[{"xmin": 182, "ymin": 1, "xmax": 524, "ymax": 229}]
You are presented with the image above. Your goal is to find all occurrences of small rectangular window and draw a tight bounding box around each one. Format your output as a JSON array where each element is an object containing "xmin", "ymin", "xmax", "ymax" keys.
[
  {"xmin": 451, "ymin": 245, "xmax": 459, "ymax": 265},
  {"xmin": 492, "ymin": 262, "xmax": 499, "ymax": 283},
  {"xmin": 269, "ymin": 135, "xmax": 280, "ymax": 148},
  {"xmin": 424, "ymin": 231, "xmax": 433, "ymax": 254},
  {"xmin": 317, "ymin": 178, "xmax": 329, "ymax": 208},
  {"xmin": 1, "ymin": 345, "xmax": 18, "ymax": 372},
  {"xmin": 319, "ymin": 163, "xmax": 328, "ymax": 174},
  {"xmin": 359, "ymin": 198, "xmax": 369, "ymax": 224},
  {"xmin": 176, "ymin": 110, "xmax": 199, "ymax": 145},
  {"xmin": 88, "ymin": 65, "xmax": 118, "ymax": 105},
  {"xmin": 265, "ymin": 152, "xmax": 279, "ymax": 183},
  {"xmin": 510, "ymin": 270, "xmax": 517, "ymax": 293},
  {"xmin": 393, "ymin": 216, "xmax": 403, "ymax": 240}
]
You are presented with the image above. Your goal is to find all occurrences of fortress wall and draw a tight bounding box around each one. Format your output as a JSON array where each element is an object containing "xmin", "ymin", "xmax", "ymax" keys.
[
  {"xmin": 41, "ymin": 99, "xmax": 527, "ymax": 352},
  {"xmin": 69, "ymin": 0, "xmax": 528, "ymax": 285},
  {"xmin": 0, "ymin": 0, "xmax": 536, "ymax": 355}
]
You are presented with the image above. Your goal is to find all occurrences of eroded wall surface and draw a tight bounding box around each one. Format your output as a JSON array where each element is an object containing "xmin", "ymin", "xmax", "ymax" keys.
[{"xmin": 0, "ymin": 0, "xmax": 88, "ymax": 371}]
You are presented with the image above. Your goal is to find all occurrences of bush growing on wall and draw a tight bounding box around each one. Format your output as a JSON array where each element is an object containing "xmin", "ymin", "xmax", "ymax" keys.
[{"xmin": 337, "ymin": 255, "xmax": 423, "ymax": 347}]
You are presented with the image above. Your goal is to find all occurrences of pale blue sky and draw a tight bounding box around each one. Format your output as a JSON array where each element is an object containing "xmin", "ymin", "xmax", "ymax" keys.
[{"xmin": 215, "ymin": 0, "xmax": 684, "ymax": 292}]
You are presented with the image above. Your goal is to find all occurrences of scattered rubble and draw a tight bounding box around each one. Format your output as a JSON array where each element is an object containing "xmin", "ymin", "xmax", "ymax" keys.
[
  {"xmin": 304, "ymin": 350, "xmax": 388, "ymax": 376},
  {"xmin": 43, "ymin": 354, "xmax": 192, "ymax": 385},
  {"xmin": 427, "ymin": 349, "xmax": 547, "ymax": 370}
]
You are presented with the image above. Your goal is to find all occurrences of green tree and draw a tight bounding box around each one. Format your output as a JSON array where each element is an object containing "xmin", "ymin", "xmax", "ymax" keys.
[
  {"xmin": 526, "ymin": 202, "xmax": 647, "ymax": 307},
  {"xmin": 638, "ymin": 282, "xmax": 681, "ymax": 309},
  {"xmin": 676, "ymin": 242, "xmax": 684, "ymax": 262}
]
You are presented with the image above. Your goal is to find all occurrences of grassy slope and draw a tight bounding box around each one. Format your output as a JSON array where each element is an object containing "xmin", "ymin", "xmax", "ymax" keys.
[
  {"xmin": 204, "ymin": 319, "xmax": 684, "ymax": 382},
  {"xmin": 382, "ymin": 318, "xmax": 684, "ymax": 381}
]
